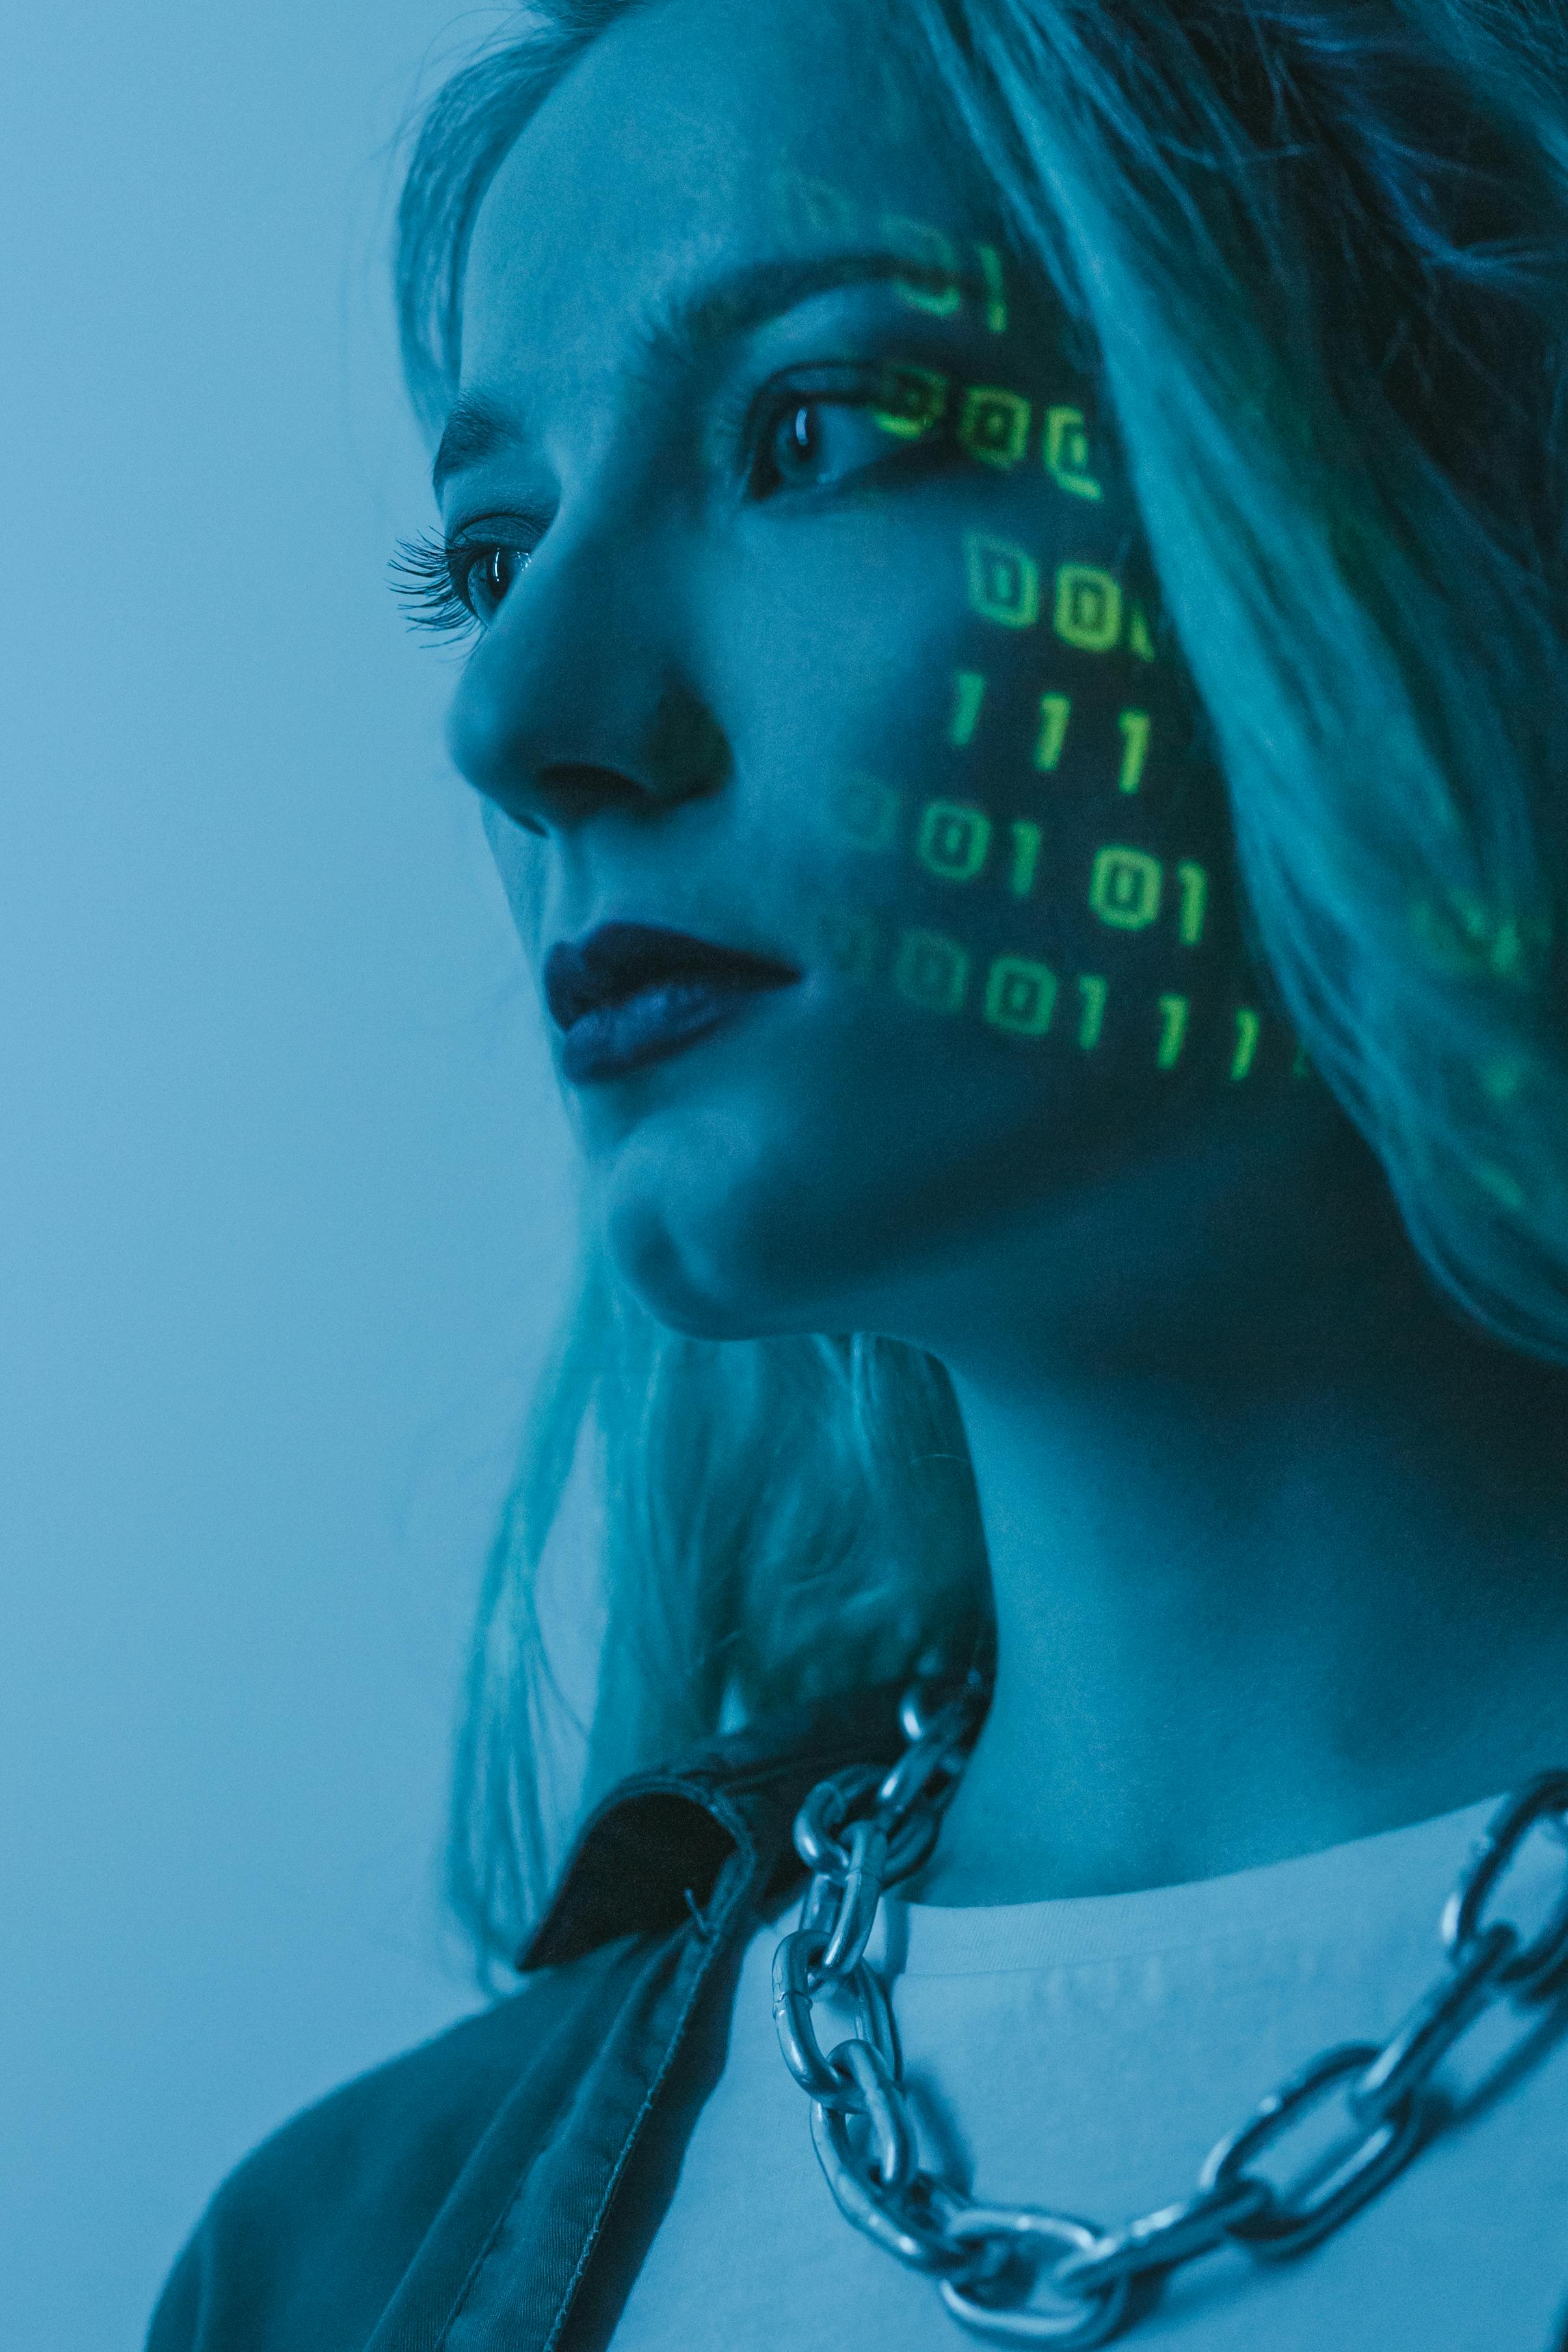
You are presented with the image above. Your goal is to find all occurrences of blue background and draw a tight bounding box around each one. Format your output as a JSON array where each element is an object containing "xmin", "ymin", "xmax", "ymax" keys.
[{"xmin": 1, "ymin": 8, "xmax": 581, "ymax": 2343}]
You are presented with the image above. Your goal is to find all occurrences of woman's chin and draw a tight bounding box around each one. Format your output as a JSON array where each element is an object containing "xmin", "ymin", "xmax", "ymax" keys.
[
  {"xmin": 598, "ymin": 1128, "xmax": 887, "ymax": 1342},
  {"xmin": 602, "ymin": 1193, "xmax": 817, "ymax": 1341}
]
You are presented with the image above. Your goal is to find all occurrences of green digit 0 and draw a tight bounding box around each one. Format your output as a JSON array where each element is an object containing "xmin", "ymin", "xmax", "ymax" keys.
[
  {"xmin": 1054, "ymin": 565, "xmax": 1122, "ymax": 653},
  {"xmin": 983, "ymin": 956, "xmax": 1057, "ymax": 1036},
  {"xmin": 894, "ymin": 928, "xmax": 970, "ymax": 1013},
  {"xmin": 959, "ymin": 387, "xmax": 1031, "ymax": 470},
  {"xmin": 917, "ymin": 801, "xmax": 992, "ymax": 882},
  {"xmin": 1043, "ymin": 407, "xmax": 1102, "ymax": 501},
  {"xmin": 1089, "ymin": 845, "xmax": 1163, "ymax": 931},
  {"xmin": 965, "ymin": 533, "xmax": 1041, "ymax": 628},
  {"xmin": 871, "ymin": 367, "xmax": 950, "ymax": 440},
  {"xmin": 884, "ymin": 216, "xmax": 963, "ymax": 315}
]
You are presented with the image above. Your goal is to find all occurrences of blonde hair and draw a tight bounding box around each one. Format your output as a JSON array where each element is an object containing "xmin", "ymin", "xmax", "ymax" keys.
[{"xmin": 394, "ymin": 0, "xmax": 1568, "ymax": 1983}]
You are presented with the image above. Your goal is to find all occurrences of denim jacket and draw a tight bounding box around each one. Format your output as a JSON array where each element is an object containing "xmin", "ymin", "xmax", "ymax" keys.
[{"xmin": 144, "ymin": 1684, "xmax": 906, "ymax": 2352}]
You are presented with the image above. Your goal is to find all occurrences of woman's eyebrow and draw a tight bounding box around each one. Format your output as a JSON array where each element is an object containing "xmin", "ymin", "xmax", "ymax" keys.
[
  {"xmin": 432, "ymin": 247, "xmax": 982, "ymax": 496},
  {"xmin": 431, "ymin": 392, "xmax": 520, "ymax": 496},
  {"xmin": 637, "ymin": 246, "xmax": 985, "ymax": 367}
]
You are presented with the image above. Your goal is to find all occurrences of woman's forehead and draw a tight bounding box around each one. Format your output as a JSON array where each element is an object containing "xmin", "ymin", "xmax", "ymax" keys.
[{"xmin": 462, "ymin": 0, "xmax": 984, "ymax": 368}]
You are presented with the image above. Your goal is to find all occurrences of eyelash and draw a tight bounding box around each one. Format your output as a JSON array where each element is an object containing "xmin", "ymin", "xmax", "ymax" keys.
[
  {"xmin": 387, "ymin": 370, "xmax": 953, "ymax": 645},
  {"xmin": 386, "ymin": 532, "xmax": 501, "ymax": 643}
]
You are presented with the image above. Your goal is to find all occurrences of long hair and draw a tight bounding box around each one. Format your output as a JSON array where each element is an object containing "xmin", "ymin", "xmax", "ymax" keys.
[{"xmin": 393, "ymin": 0, "xmax": 1568, "ymax": 1986}]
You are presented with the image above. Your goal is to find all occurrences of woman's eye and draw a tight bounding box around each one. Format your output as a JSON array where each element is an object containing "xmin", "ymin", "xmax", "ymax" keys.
[
  {"xmin": 388, "ymin": 524, "xmax": 536, "ymax": 643},
  {"xmin": 758, "ymin": 395, "xmax": 904, "ymax": 494},
  {"xmin": 456, "ymin": 542, "xmax": 527, "ymax": 624}
]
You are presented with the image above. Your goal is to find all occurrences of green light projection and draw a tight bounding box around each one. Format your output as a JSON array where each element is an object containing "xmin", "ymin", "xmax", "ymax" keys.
[{"xmin": 766, "ymin": 165, "xmax": 1321, "ymax": 1095}]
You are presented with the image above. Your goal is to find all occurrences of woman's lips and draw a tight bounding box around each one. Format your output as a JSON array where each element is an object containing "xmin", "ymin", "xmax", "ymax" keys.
[
  {"xmin": 558, "ymin": 969, "xmax": 799, "ymax": 1083},
  {"xmin": 544, "ymin": 918, "xmax": 803, "ymax": 1083}
]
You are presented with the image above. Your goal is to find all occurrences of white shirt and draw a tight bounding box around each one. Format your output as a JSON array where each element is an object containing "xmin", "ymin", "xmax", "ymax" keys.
[{"xmin": 609, "ymin": 1790, "xmax": 1568, "ymax": 2349}]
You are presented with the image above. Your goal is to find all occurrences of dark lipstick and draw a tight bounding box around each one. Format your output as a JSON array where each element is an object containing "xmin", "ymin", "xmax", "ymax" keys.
[{"xmin": 542, "ymin": 921, "xmax": 801, "ymax": 1083}]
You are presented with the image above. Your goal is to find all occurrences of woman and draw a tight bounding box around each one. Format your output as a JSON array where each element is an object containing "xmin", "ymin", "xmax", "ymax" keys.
[{"xmin": 149, "ymin": 0, "xmax": 1568, "ymax": 2344}]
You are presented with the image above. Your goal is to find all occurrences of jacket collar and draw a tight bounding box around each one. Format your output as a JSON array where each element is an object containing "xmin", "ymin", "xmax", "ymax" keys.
[{"xmin": 518, "ymin": 1679, "xmax": 909, "ymax": 1971}]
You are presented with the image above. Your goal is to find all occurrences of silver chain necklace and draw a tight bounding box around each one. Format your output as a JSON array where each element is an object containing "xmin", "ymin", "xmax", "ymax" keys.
[{"xmin": 770, "ymin": 1674, "xmax": 1568, "ymax": 2344}]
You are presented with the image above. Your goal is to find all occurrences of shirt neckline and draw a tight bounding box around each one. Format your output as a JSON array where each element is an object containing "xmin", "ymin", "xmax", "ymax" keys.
[{"xmin": 866, "ymin": 1788, "xmax": 1517, "ymax": 1978}]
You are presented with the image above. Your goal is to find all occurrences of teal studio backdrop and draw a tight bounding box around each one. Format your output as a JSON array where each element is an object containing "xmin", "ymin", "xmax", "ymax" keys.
[{"xmin": 0, "ymin": 9, "xmax": 584, "ymax": 2346}]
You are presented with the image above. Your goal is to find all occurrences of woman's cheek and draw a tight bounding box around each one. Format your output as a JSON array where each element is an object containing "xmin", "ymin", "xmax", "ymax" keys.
[{"xmin": 788, "ymin": 441, "xmax": 1305, "ymax": 1106}]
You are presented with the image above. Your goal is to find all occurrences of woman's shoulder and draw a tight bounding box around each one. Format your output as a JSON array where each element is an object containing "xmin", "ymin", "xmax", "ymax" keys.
[
  {"xmin": 144, "ymin": 1682, "xmax": 907, "ymax": 2351},
  {"xmin": 144, "ymin": 1961, "xmax": 615, "ymax": 2352},
  {"xmin": 209, "ymin": 1969, "xmax": 576, "ymax": 2208}
]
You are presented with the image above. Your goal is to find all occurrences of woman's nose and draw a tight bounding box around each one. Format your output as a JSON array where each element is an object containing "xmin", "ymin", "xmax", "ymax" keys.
[{"xmin": 444, "ymin": 533, "xmax": 732, "ymax": 834}]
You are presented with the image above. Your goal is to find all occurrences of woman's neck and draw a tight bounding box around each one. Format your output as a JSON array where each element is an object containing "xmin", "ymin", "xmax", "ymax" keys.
[{"xmin": 901, "ymin": 1125, "xmax": 1568, "ymax": 1906}]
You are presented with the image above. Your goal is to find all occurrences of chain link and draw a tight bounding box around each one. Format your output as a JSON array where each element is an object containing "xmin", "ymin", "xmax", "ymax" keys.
[{"xmin": 771, "ymin": 1676, "xmax": 1568, "ymax": 2342}]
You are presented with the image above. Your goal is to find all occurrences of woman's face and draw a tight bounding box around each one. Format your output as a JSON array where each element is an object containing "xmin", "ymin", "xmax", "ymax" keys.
[{"xmin": 440, "ymin": 0, "xmax": 1303, "ymax": 1347}]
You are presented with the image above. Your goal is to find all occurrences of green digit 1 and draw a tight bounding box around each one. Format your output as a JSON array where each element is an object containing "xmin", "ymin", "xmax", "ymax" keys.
[
  {"xmin": 1116, "ymin": 710, "xmax": 1150, "ymax": 794},
  {"xmin": 1175, "ymin": 862, "xmax": 1208, "ymax": 945},
  {"xmin": 1008, "ymin": 821, "xmax": 1042, "ymax": 896},
  {"xmin": 1076, "ymin": 974, "xmax": 1107, "ymax": 1050},
  {"xmin": 1156, "ymin": 995, "xmax": 1189, "ymax": 1069},
  {"xmin": 974, "ymin": 243, "xmax": 1007, "ymax": 333},
  {"xmin": 1230, "ymin": 1008, "xmax": 1261, "ymax": 1080},
  {"xmin": 1034, "ymin": 692, "xmax": 1071, "ymax": 772},
  {"xmin": 948, "ymin": 669, "xmax": 986, "ymax": 747}
]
